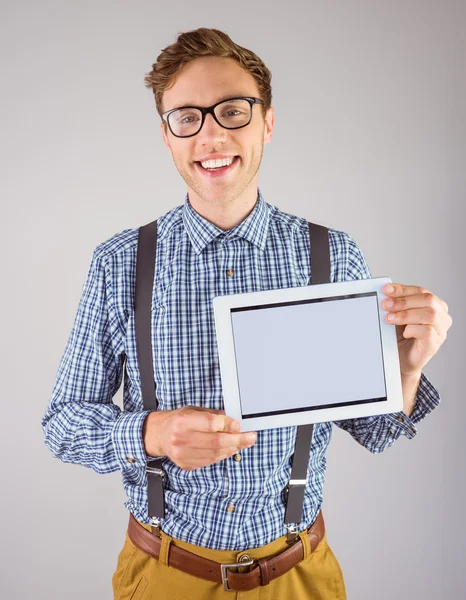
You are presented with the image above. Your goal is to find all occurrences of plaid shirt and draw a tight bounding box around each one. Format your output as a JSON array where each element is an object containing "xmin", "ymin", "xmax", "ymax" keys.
[{"xmin": 42, "ymin": 188, "xmax": 440, "ymax": 550}]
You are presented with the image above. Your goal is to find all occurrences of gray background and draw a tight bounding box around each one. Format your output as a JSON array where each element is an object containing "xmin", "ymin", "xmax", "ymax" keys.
[{"xmin": 2, "ymin": 1, "xmax": 464, "ymax": 598}]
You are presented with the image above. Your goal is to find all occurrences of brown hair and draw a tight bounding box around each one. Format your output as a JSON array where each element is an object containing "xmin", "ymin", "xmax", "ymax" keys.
[{"xmin": 144, "ymin": 28, "xmax": 272, "ymax": 119}]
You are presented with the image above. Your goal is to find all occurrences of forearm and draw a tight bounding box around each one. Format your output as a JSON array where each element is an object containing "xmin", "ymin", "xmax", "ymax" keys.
[{"xmin": 401, "ymin": 371, "xmax": 422, "ymax": 417}]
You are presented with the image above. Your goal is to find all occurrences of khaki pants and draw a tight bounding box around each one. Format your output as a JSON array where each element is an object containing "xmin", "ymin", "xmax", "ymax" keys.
[{"xmin": 112, "ymin": 520, "xmax": 346, "ymax": 600}]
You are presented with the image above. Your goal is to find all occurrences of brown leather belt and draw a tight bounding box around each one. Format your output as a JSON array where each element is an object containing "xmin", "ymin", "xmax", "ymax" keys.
[{"xmin": 127, "ymin": 511, "xmax": 325, "ymax": 592}]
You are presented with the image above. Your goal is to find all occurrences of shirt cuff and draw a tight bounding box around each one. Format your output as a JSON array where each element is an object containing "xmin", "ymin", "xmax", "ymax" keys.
[
  {"xmin": 111, "ymin": 409, "xmax": 154, "ymax": 470},
  {"xmin": 384, "ymin": 371, "xmax": 441, "ymax": 440}
]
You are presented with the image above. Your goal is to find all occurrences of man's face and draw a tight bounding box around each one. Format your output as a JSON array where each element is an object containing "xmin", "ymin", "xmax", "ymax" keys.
[{"xmin": 160, "ymin": 56, "xmax": 274, "ymax": 208}]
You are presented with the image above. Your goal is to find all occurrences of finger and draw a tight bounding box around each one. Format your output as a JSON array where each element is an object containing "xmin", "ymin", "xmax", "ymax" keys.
[
  {"xmin": 201, "ymin": 409, "xmax": 242, "ymax": 433},
  {"xmin": 382, "ymin": 291, "xmax": 448, "ymax": 316},
  {"xmin": 384, "ymin": 283, "xmax": 429, "ymax": 298},
  {"xmin": 401, "ymin": 324, "xmax": 444, "ymax": 344},
  {"xmin": 187, "ymin": 407, "xmax": 227, "ymax": 418},
  {"xmin": 178, "ymin": 407, "xmax": 240, "ymax": 434},
  {"xmin": 385, "ymin": 306, "xmax": 449, "ymax": 337},
  {"xmin": 205, "ymin": 412, "xmax": 241, "ymax": 434},
  {"xmin": 384, "ymin": 284, "xmax": 450, "ymax": 315}
]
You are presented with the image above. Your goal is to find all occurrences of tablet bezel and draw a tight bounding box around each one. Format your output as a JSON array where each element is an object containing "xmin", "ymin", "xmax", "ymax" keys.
[{"xmin": 213, "ymin": 276, "xmax": 403, "ymax": 432}]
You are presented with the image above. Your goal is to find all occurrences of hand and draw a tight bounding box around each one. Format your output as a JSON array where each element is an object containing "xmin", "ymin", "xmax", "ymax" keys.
[
  {"xmin": 382, "ymin": 283, "xmax": 452, "ymax": 377},
  {"xmin": 142, "ymin": 406, "xmax": 257, "ymax": 470}
]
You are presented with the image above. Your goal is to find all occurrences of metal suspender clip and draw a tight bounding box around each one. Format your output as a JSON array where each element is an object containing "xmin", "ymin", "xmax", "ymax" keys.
[
  {"xmin": 146, "ymin": 465, "xmax": 165, "ymax": 536},
  {"xmin": 285, "ymin": 479, "xmax": 307, "ymax": 544},
  {"xmin": 149, "ymin": 516, "xmax": 163, "ymax": 537},
  {"xmin": 146, "ymin": 465, "xmax": 165, "ymax": 478},
  {"xmin": 286, "ymin": 525, "xmax": 299, "ymax": 545},
  {"xmin": 289, "ymin": 478, "xmax": 306, "ymax": 487}
]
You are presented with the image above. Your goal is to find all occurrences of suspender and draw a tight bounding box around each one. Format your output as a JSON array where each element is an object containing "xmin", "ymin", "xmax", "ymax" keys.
[
  {"xmin": 283, "ymin": 223, "xmax": 331, "ymax": 540},
  {"xmin": 134, "ymin": 219, "xmax": 165, "ymax": 528},
  {"xmin": 131, "ymin": 219, "xmax": 331, "ymax": 537}
]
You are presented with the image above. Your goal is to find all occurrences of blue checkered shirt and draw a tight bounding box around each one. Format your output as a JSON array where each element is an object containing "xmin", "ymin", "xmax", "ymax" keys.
[{"xmin": 42, "ymin": 188, "xmax": 440, "ymax": 550}]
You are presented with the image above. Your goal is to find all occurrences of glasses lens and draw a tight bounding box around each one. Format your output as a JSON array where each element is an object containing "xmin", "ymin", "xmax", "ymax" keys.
[
  {"xmin": 214, "ymin": 99, "xmax": 251, "ymax": 129},
  {"xmin": 168, "ymin": 108, "xmax": 203, "ymax": 137}
]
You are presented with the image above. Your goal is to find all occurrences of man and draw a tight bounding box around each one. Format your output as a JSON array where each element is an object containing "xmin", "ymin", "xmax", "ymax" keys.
[{"xmin": 42, "ymin": 28, "xmax": 452, "ymax": 599}]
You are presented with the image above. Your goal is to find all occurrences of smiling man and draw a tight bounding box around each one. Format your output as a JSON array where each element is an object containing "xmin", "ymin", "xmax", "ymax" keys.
[
  {"xmin": 159, "ymin": 56, "xmax": 273, "ymax": 231},
  {"xmin": 42, "ymin": 28, "xmax": 452, "ymax": 599}
]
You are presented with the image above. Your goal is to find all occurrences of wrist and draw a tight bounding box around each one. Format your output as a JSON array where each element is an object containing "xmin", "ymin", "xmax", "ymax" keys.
[
  {"xmin": 142, "ymin": 411, "xmax": 166, "ymax": 458},
  {"xmin": 401, "ymin": 370, "xmax": 422, "ymax": 384},
  {"xmin": 400, "ymin": 371, "xmax": 422, "ymax": 417}
]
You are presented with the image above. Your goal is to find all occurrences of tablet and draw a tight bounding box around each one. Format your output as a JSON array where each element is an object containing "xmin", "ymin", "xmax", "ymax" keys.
[{"xmin": 212, "ymin": 277, "xmax": 403, "ymax": 432}]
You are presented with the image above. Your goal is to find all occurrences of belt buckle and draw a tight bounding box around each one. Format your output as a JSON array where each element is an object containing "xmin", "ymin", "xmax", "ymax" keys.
[{"xmin": 220, "ymin": 558, "xmax": 254, "ymax": 592}]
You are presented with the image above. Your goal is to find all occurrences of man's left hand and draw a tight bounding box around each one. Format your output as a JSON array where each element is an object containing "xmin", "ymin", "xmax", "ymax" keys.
[{"xmin": 382, "ymin": 283, "xmax": 452, "ymax": 378}]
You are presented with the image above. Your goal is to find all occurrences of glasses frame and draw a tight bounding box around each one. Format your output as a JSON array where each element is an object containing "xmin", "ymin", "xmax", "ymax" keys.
[{"xmin": 161, "ymin": 96, "xmax": 264, "ymax": 138}]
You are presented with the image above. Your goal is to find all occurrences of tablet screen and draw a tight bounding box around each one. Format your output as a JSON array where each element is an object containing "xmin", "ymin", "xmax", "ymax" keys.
[{"xmin": 230, "ymin": 292, "xmax": 387, "ymax": 419}]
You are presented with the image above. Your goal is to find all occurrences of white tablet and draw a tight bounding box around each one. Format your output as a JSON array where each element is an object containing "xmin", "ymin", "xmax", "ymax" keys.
[{"xmin": 213, "ymin": 277, "xmax": 403, "ymax": 432}]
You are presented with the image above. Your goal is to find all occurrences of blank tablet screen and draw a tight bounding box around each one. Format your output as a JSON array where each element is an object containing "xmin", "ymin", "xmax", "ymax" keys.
[{"xmin": 230, "ymin": 292, "xmax": 387, "ymax": 419}]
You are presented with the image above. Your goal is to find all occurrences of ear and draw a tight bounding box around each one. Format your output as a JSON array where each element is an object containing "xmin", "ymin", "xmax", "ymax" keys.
[
  {"xmin": 263, "ymin": 106, "xmax": 274, "ymax": 145},
  {"xmin": 160, "ymin": 121, "xmax": 172, "ymax": 156}
]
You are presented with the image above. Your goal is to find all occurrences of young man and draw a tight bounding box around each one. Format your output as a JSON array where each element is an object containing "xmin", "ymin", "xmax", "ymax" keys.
[{"xmin": 42, "ymin": 28, "xmax": 452, "ymax": 599}]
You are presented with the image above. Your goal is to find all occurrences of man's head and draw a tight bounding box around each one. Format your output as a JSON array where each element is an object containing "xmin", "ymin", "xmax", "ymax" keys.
[{"xmin": 144, "ymin": 28, "xmax": 274, "ymax": 211}]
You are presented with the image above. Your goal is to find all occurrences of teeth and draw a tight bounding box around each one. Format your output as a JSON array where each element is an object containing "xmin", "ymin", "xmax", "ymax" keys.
[{"xmin": 200, "ymin": 157, "xmax": 235, "ymax": 169}]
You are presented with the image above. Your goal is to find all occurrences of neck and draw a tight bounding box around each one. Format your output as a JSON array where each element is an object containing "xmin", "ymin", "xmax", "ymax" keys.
[{"xmin": 187, "ymin": 182, "xmax": 259, "ymax": 231}]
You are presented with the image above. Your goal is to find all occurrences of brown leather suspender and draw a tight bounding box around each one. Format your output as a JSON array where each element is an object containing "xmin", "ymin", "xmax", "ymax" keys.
[{"xmin": 130, "ymin": 218, "xmax": 330, "ymax": 535}]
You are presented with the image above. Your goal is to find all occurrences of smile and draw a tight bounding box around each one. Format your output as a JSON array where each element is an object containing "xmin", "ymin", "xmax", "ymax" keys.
[{"xmin": 194, "ymin": 156, "xmax": 240, "ymax": 178}]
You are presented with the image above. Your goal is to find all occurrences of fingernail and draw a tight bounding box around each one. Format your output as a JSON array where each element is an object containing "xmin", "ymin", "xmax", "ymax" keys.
[
  {"xmin": 386, "ymin": 284, "xmax": 395, "ymax": 294},
  {"xmin": 247, "ymin": 432, "xmax": 257, "ymax": 444}
]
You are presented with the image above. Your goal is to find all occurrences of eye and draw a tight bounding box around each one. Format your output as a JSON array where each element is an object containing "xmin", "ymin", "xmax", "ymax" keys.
[
  {"xmin": 222, "ymin": 109, "xmax": 241, "ymax": 117},
  {"xmin": 174, "ymin": 110, "xmax": 201, "ymax": 124}
]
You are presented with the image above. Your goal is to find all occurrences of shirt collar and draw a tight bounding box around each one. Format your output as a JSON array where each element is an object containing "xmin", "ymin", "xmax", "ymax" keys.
[{"xmin": 182, "ymin": 188, "xmax": 270, "ymax": 256}]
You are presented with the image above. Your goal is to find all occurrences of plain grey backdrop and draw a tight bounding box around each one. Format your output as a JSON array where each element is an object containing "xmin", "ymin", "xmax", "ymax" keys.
[{"xmin": 2, "ymin": 1, "xmax": 465, "ymax": 598}]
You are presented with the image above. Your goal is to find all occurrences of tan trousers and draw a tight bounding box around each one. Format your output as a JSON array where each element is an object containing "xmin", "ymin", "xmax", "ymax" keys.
[{"xmin": 112, "ymin": 520, "xmax": 346, "ymax": 600}]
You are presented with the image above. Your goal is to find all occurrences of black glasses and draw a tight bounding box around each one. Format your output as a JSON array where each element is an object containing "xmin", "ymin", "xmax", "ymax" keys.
[{"xmin": 161, "ymin": 96, "xmax": 264, "ymax": 138}]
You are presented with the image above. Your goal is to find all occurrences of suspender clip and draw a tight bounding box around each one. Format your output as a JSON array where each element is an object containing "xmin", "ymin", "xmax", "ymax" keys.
[
  {"xmin": 289, "ymin": 478, "xmax": 307, "ymax": 486},
  {"xmin": 286, "ymin": 525, "xmax": 299, "ymax": 545},
  {"xmin": 146, "ymin": 465, "xmax": 165, "ymax": 478},
  {"xmin": 149, "ymin": 516, "xmax": 163, "ymax": 537}
]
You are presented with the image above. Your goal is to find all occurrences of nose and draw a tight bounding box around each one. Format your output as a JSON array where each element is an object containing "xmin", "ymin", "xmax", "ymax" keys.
[{"xmin": 197, "ymin": 112, "xmax": 227, "ymax": 145}]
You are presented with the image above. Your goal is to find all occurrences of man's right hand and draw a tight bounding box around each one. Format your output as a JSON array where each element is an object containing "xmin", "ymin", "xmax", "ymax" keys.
[{"xmin": 142, "ymin": 406, "xmax": 257, "ymax": 470}]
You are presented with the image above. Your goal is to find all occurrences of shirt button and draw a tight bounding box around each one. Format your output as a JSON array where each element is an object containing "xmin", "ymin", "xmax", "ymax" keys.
[
  {"xmin": 226, "ymin": 269, "xmax": 235, "ymax": 277},
  {"xmin": 126, "ymin": 456, "xmax": 136, "ymax": 464},
  {"xmin": 409, "ymin": 427, "xmax": 416, "ymax": 434},
  {"xmin": 395, "ymin": 416, "xmax": 405, "ymax": 423},
  {"xmin": 227, "ymin": 504, "xmax": 236, "ymax": 513},
  {"xmin": 233, "ymin": 453, "xmax": 242, "ymax": 462}
]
